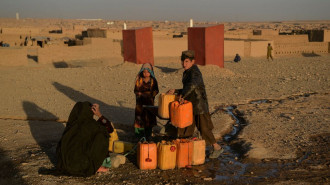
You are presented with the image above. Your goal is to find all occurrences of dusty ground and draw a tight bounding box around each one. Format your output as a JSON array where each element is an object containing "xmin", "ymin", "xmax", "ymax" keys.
[{"xmin": 0, "ymin": 54, "xmax": 329, "ymax": 184}]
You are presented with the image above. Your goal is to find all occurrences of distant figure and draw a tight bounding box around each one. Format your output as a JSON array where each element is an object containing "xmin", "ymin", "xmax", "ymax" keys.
[
  {"xmin": 24, "ymin": 36, "xmax": 28, "ymax": 46},
  {"xmin": 267, "ymin": 43, "xmax": 273, "ymax": 61},
  {"xmin": 1, "ymin": 42, "xmax": 10, "ymax": 47},
  {"xmin": 233, "ymin": 54, "xmax": 241, "ymax": 63}
]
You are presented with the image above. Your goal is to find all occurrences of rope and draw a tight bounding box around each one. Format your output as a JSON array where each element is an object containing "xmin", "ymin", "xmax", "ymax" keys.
[{"xmin": 123, "ymin": 137, "xmax": 146, "ymax": 157}]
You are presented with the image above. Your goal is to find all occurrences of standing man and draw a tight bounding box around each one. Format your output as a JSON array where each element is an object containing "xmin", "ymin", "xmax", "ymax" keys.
[
  {"xmin": 167, "ymin": 50, "xmax": 223, "ymax": 159},
  {"xmin": 267, "ymin": 43, "xmax": 274, "ymax": 61}
]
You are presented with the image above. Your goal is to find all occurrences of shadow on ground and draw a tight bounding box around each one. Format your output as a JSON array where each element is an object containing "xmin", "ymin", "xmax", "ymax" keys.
[
  {"xmin": 53, "ymin": 61, "xmax": 70, "ymax": 68},
  {"xmin": 0, "ymin": 147, "xmax": 27, "ymax": 184},
  {"xmin": 302, "ymin": 52, "xmax": 320, "ymax": 57},
  {"xmin": 27, "ymin": 55, "xmax": 38, "ymax": 63},
  {"xmin": 23, "ymin": 101, "xmax": 65, "ymax": 166},
  {"xmin": 154, "ymin": 66, "xmax": 179, "ymax": 73},
  {"xmin": 52, "ymin": 82, "xmax": 135, "ymax": 139}
]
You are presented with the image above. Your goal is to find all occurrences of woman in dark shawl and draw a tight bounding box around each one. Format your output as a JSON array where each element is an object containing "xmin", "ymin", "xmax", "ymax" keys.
[{"xmin": 56, "ymin": 102, "xmax": 113, "ymax": 176}]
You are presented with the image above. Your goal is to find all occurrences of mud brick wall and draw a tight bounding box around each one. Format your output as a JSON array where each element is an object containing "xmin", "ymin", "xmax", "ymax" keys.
[
  {"xmin": 105, "ymin": 30, "xmax": 122, "ymax": 40},
  {"xmin": 244, "ymin": 42, "xmax": 251, "ymax": 57},
  {"xmin": 224, "ymin": 40, "xmax": 245, "ymax": 57},
  {"xmin": 88, "ymin": 38, "xmax": 122, "ymax": 57},
  {"xmin": 258, "ymin": 29, "xmax": 278, "ymax": 36},
  {"xmin": 274, "ymin": 42, "xmax": 328, "ymax": 55},
  {"xmin": 324, "ymin": 30, "xmax": 330, "ymax": 42},
  {"xmin": 0, "ymin": 47, "xmax": 27, "ymax": 66},
  {"xmin": 249, "ymin": 41, "xmax": 274, "ymax": 57},
  {"xmin": 154, "ymin": 38, "xmax": 186, "ymax": 57},
  {"xmin": 154, "ymin": 39, "xmax": 245, "ymax": 58},
  {"xmin": 237, "ymin": 41, "xmax": 274, "ymax": 58},
  {"xmin": 272, "ymin": 35, "xmax": 308, "ymax": 44},
  {"xmin": 38, "ymin": 38, "xmax": 121, "ymax": 64},
  {"xmin": 249, "ymin": 35, "xmax": 308, "ymax": 44},
  {"xmin": 224, "ymin": 33, "xmax": 250, "ymax": 40},
  {"xmin": 1, "ymin": 27, "xmax": 40, "ymax": 35},
  {"xmin": 225, "ymin": 29, "xmax": 252, "ymax": 40},
  {"xmin": 0, "ymin": 34, "xmax": 22, "ymax": 46}
]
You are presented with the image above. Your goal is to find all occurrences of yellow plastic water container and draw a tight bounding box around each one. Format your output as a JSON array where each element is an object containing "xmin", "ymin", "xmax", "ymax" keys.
[
  {"xmin": 113, "ymin": 141, "xmax": 134, "ymax": 154},
  {"xmin": 157, "ymin": 140, "xmax": 177, "ymax": 170},
  {"xmin": 158, "ymin": 93, "xmax": 177, "ymax": 119},
  {"xmin": 191, "ymin": 139, "xmax": 205, "ymax": 165},
  {"xmin": 109, "ymin": 129, "xmax": 119, "ymax": 152}
]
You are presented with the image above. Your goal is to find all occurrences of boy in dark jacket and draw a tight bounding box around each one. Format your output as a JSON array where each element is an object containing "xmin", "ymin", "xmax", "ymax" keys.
[{"xmin": 167, "ymin": 50, "xmax": 223, "ymax": 158}]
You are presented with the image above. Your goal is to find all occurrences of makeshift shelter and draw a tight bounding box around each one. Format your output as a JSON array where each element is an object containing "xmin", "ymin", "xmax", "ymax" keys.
[
  {"xmin": 87, "ymin": 29, "xmax": 107, "ymax": 38},
  {"xmin": 307, "ymin": 30, "xmax": 324, "ymax": 42}
]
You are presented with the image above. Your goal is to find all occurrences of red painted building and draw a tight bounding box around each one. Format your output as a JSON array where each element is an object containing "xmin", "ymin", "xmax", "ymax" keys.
[
  {"xmin": 188, "ymin": 24, "xmax": 224, "ymax": 68},
  {"xmin": 122, "ymin": 27, "xmax": 154, "ymax": 65}
]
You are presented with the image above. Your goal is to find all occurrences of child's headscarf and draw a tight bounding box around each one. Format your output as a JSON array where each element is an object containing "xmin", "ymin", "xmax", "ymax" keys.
[
  {"xmin": 135, "ymin": 63, "xmax": 156, "ymax": 88},
  {"xmin": 137, "ymin": 63, "xmax": 155, "ymax": 78}
]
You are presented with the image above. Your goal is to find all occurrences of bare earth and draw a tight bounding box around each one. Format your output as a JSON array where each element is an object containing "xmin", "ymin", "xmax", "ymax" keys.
[{"xmin": 0, "ymin": 54, "xmax": 329, "ymax": 184}]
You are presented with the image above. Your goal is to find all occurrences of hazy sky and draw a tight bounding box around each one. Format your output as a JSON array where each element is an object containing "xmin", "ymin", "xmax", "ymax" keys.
[{"xmin": 0, "ymin": 0, "xmax": 329, "ymax": 22}]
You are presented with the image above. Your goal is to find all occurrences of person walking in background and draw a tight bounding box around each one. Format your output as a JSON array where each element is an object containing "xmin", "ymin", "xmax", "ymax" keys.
[
  {"xmin": 267, "ymin": 43, "xmax": 274, "ymax": 61},
  {"xmin": 167, "ymin": 50, "xmax": 224, "ymax": 159},
  {"xmin": 234, "ymin": 53, "xmax": 241, "ymax": 63},
  {"xmin": 134, "ymin": 63, "xmax": 159, "ymax": 141}
]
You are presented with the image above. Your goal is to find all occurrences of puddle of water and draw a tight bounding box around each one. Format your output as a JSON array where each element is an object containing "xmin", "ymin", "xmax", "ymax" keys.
[
  {"xmin": 250, "ymin": 99, "xmax": 271, "ymax": 104},
  {"xmin": 202, "ymin": 105, "xmax": 282, "ymax": 184},
  {"xmin": 203, "ymin": 96, "xmax": 326, "ymax": 183},
  {"xmin": 223, "ymin": 106, "xmax": 243, "ymax": 142}
]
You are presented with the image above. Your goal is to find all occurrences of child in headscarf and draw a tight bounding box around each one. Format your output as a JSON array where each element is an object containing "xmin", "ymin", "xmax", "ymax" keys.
[{"xmin": 134, "ymin": 63, "xmax": 159, "ymax": 140}]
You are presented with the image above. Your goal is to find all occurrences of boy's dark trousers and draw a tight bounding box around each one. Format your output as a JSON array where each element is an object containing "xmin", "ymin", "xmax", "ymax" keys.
[{"xmin": 177, "ymin": 113, "xmax": 216, "ymax": 145}]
